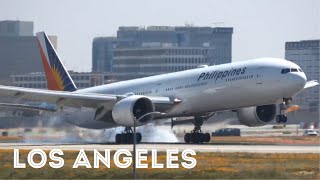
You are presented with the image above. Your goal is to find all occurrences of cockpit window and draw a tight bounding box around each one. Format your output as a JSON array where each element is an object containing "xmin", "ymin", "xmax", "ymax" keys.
[
  {"xmin": 298, "ymin": 68, "xmax": 303, "ymax": 72},
  {"xmin": 281, "ymin": 68, "xmax": 301, "ymax": 74},
  {"xmin": 281, "ymin": 68, "xmax": 290, "ymax": 74}
]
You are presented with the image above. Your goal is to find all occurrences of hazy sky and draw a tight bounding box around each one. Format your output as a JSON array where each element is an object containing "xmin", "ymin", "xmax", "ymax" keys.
[{"xmin": 1, "ymin": 0, "xmax": 319, "ymax": 72}]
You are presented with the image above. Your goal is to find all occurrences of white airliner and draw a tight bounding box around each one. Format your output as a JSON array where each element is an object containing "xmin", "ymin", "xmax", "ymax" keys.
[{"xmin": 0, "ymin": 32, "xmax": 318, "ymax": 144}]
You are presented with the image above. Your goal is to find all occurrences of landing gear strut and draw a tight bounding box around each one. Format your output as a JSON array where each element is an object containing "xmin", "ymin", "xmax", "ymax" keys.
[
  {"xmin": 276, "ymin": 98, "xmax": 291, "ymax": 123},
  {"xmin": 184, "ymin": 116, "xmax": 211, "ymax": 143},
  {"xmin": 115, "ymin": 127, "xmax": 142, "ymax": 144}
]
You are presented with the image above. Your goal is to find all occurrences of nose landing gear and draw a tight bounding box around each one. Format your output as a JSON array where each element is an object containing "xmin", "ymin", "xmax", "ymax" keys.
[
  {"xmin": 276, "ymin": 98, "xmax": 292, "ymax": 124},
  {"xmin": 115, "ymin": 127, "xmax": 142, "ymax": 144},
  {"xmin": 276, "ymin": 114, "xmax": 287, "ymax": 123},
  {"xmin": 184, "ymin": 116, "xmax": 211, "ymax": 143}
]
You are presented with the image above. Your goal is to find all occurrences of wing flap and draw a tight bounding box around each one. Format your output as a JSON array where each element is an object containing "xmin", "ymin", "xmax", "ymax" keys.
[{"xmin": 0, "ymin": 103, "xmax": 57, "ymax": 112}]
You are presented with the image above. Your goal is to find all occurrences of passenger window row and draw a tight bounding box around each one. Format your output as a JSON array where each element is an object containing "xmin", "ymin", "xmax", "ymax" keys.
[
  {"xmin": 226, "ymin": 75, "xmax": 254, "ymax": 82},
  {"xmin": 136, "ymin": 91, "xmax": 152, "ymax": 95}
]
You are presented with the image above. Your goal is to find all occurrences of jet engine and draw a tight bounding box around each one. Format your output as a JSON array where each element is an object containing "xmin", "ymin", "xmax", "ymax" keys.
[
  {"xmin": 236, "ymin": 104, "xmax": 277, "ymax": 127},
  {"xmin": 112, "ymin": 95, "xmax": 155, "ymax": 127}
]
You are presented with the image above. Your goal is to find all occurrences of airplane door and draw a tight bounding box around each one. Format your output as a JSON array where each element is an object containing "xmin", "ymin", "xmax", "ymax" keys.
[
  {"xmin": 255, "ymin": 67, "xmax": 264, "ymax": 85},
  {"xmin": 153, "ymin": 82, "xmax": 162, "ymax": 95}
]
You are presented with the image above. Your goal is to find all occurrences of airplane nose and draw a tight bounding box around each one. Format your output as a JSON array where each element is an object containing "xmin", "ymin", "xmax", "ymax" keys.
[{"xmin": 295, "ymin": 72, "xmax": 307, "ymax": 89}]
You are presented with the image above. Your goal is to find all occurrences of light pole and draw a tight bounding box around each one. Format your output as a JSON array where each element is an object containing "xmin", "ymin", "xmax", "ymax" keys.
[{"xmin": 133, "ymin": 111, "xmax": 166, "ymax": 180}]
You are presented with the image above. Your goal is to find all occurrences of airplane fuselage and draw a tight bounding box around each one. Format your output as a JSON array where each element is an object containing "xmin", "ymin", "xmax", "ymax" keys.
[{"xmin": 61, "ymin": 58, "xmax": 306, "ymax": 129}]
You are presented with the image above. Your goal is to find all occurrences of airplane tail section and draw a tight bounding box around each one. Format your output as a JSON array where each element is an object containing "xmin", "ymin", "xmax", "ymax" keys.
[{"xmin": 36, "ymin": 32, "xmax": 77, "ymax": 92}]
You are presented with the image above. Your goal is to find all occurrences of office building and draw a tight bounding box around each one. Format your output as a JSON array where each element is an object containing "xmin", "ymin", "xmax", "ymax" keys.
[
  {"xmin": 92, "ymin": 37, "xmax": 118, "ymax": 73},
  {"xmin": 10, "ymin": 72, "xmax": 115, "ymax": 89},
  {"xmin": 285, "ymin": 40, "xmax": 320, "ymax": 124},
  {"xmin": 0, "ymin": 20, "xmax": 57, "ymax": 84},
  {"xmin": 0, "ymin": 20, "xmax": 33, "ymax": 37},
  {"xmin": 112, "ymin": 47, "xmax": 214, "ymax": 80},
  {"xmin": 92, "ymin": 26, "xmax": 233, "ymax": 80},
  {"xmin": 285, "ymin": 40, "xmax": 319, "ymax": 113}
]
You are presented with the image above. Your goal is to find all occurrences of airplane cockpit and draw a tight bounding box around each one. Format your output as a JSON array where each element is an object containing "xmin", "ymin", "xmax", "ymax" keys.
[{"xmin": 281, "ymin": 68, "xmax": 303, "ymax": 74}]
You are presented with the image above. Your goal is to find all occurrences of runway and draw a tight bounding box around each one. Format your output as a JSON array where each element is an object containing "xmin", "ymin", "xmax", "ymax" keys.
[{"xmin": 0, "ymin": 143, "xmax": 319, "ymax": 153}]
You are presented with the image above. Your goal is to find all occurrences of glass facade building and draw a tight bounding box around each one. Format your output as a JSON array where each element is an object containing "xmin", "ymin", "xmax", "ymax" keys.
[
  {"xmin": 285, "ymin": 40, "xmax": 319, "ymax": 112},
  {"xmin": 92, "ymin": 26, "xmax": 233, "ymax": 80}
]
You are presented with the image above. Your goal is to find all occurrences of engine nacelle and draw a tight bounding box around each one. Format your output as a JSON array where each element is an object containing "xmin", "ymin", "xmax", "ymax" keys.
[
  {"xmin": 112, "ymin": 95, "xmax": 155, "ymax": 127},
  {"xmin": 237, "ymin": 104, "xmax": 277, "ymax": 127}
]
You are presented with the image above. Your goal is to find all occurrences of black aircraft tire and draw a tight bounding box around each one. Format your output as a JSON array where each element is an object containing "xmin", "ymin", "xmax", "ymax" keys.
[
  {"xmin": 193, "ymin": 133, "xmax": 199, "ymax": 144},
  {"xmin": 189, "ymin": 133, "xmax": 194, "ymax": 143},
  {"xmin": 136, "ymin": 133, "xmax": 142, "ymax": 143},
  {"xmin": 120, "ymin": 134, "xmax": 127, "ymax": 144},
  {"xmin": 128, "ymin": 133, "xmax": 134, "ymax": 144},
  {"xmin": 204, "ymin": 133, "xmax": 211, "ymax": 142},
  {"xmin": 281, "ymin": 115, "xmax": 288, "ymax": 123},
  {"xmin": 199, "ymin": 133, "xmax": 205, "ymax": 143},
  {"xmin": 115, "ymin": 134, "xmax": 121, "ymax": 144},
  {"xmin": 184, "ymin": 133, "xmax": 190, "ymax": 143}
]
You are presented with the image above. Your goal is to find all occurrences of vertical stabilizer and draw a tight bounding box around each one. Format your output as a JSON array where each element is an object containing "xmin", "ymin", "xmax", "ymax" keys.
[{"xmin": 36, "ymin": 32, "xmax": 77, "ymax": 92}]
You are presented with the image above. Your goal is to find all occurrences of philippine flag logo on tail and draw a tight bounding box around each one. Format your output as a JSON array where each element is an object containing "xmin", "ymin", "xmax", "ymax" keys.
[{"xmin": 36, "ymin": 32, "xmax": 77, "ymax": 92}]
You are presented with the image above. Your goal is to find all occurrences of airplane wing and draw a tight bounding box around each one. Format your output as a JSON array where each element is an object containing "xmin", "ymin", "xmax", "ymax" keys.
[
  {"xmin": 0, "ymin": 85, "xmax": 175, "ymax": 112},
  {"xmin": 304, "ymin": 80, "xmax": 319, "ymax": 89},
  {"xmin": 0, "ymin": 103, "xmax": 57, "ymax": 112}
]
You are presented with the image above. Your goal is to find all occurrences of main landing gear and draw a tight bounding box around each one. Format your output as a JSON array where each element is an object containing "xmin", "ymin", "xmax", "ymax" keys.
[
  {"xmin": 115, "ymin": 127, "xmax": 142, "ymax": 144},
  {"xmin": 184, "ymin": 116, "xmax": 211, "ymax": 144},
  {"xmin": 276, "ymin": 98, "xmax": 291, "ymax": 123}
]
